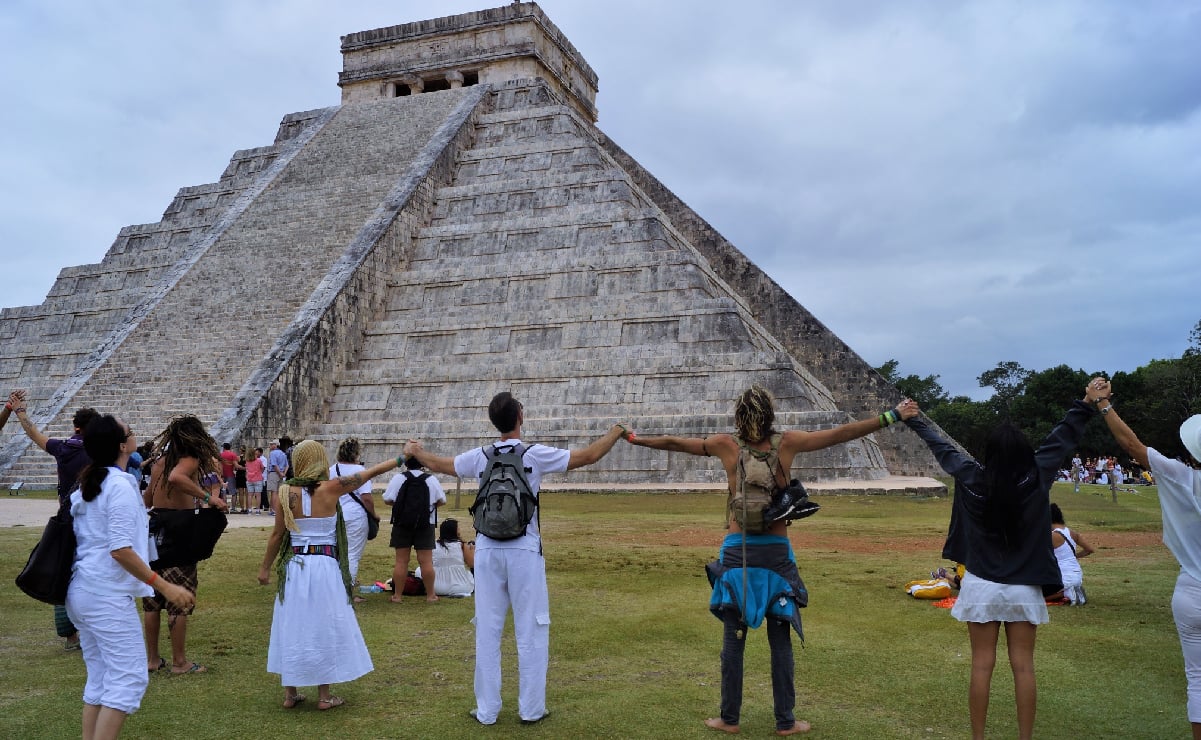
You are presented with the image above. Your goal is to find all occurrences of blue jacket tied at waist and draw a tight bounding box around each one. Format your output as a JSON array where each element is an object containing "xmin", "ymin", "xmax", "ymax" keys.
[{"xmin": 708, "ymin": 533, "xmax": 806, "ymax": 638}]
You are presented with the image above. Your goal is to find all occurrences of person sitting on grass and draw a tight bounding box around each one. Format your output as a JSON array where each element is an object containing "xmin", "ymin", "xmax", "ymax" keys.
[{"xmin": 1048, "ymin": 503, "xmax": 1094, "ymax": 605}]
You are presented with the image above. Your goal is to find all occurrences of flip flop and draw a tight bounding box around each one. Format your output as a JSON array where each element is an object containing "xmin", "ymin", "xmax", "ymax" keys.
[
  {"xmin": 149, "ymin": 657, "xmax": 167, "ymax": 673},
  {"xmin": 172, "ymin": 662, "xmax": 207, "ymax": 675},
  {"xmin": 317, "ymin": 696, "xmax": 345, "ymax": 711},
  {"xmin": 283, "ymin": 694, "xmax": 306, "ymax": 709}
]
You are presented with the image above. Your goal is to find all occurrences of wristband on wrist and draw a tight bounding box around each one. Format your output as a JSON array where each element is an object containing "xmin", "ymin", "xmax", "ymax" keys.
[
  {"xmin": 147, "ymin": 572, "xmax": 159, "ymax": 587},
  {"xmin": 878, "ymin": 409, "xmax": 900, "ymax": 428},
  {"xmin": 396, "ymin": 456, "xmax": 403, "ymax": 469},
  {"xmin": 203, "ymin": 492, "xmax": 210, "ymax": 504}
]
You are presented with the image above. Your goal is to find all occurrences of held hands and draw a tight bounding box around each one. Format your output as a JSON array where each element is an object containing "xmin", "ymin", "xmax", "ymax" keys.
[
  {"xmin": 896, "ymin": 399, "xmax": 920, "ymax": 420},
  {"xmin": 1085, "ymin": 377, "xmax": 1111, "ymax": 404},
  {"xmin": 403, "ymin": 439, "xmax": 423, "ymax": 458},
  {"xmin": 615, "ymin": 423, "xmax": 635, "ymax": 441}
]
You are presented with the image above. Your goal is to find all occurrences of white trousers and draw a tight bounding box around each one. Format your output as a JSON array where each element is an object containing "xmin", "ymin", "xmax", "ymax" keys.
[
  {"xmin": 1174, "ymin": 571, "xmax": 1201, "ymax": 723},
  {"xmin": 342, "ymin": 505, "xmax": 368, "ymax": 582},
  {"xmin": 473, "ymin": 548, "xmax": 550, "ymax": 723},
  {"xmin": 66, "ymin": 583, "xmax": 149, "ymax": 714}
]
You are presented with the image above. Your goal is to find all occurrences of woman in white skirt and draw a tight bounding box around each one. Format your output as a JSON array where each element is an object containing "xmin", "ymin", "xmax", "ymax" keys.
[
  {"xmin": 258, "ymin": 440, "xmax": 402, "ymax": 711},
  {"xmin": 416, "ymin": 518, "xmax": 476, "ymax": 597},
  {"xmin": 900, "ymin": 378, "xmax": 1109, "ymax": 740}
]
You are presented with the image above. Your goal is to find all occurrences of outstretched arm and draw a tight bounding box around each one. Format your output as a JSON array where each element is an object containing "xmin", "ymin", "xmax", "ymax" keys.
[
  {"xmin": 1091, "ymin": 379, "xmax": 1149, "ymax": 470},
  {"xmin": 782, "ymin": 400, "xmax": 919, "ymax": 456},
  {"xmin": 567, "ymin": 424, "xmax": 630, "ymax": 470},
  {"xmin": 328, "ymin": 455, "xmax": 402, "ymax": 494},
  {"xmin": 403, "ymin": 440, "xmax": 457, "ymax": 477}
]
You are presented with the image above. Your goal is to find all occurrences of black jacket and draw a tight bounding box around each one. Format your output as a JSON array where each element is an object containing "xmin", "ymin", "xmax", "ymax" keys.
[{"xmin": 905, "ymin": 400, "xmax": 1095, "ymax": 588}]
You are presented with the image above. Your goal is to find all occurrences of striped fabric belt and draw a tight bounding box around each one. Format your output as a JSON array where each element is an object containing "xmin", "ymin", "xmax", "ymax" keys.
[{"xmin": 291, "ymin": 544, "xmax": 338, "ymax": 558}]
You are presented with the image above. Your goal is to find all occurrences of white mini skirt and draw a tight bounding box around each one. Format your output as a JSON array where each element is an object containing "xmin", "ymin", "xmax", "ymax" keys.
[{"xmin": 951, "ymin": 571, "xmax": 1049, "ymax": 625}]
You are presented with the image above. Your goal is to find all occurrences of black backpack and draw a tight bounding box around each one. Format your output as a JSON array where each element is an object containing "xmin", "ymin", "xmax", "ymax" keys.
[
  {"xmin": 391, "ymin": 471, "xmax": 432, "ymax": 530},
  {"xmin": 469, "ymin": 443, "xmax": 538, "ymax": 540}
]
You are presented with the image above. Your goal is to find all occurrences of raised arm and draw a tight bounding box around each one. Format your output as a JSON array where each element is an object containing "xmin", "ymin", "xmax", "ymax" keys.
[
  {"xmin": 1032, "ymin": 378, "xmax": 1109, "ymax": 477},
  {"xmin": 328, "ymin": 455, "xmax": 402, "ymax": 494},
  {"xmin": 12, "ymin": 390, "xmax": 50, "ymax": 452},
  {"xmin": 403, "ymin": 440, "xmax": 457, "ymax": 477},
  {"xmin": 567, "ymin": 424, "xmax": 630, "ymax": 470},
  {"xmin": 1090, "ymin": 379, "xmax": 1149, "ymax": 470}
]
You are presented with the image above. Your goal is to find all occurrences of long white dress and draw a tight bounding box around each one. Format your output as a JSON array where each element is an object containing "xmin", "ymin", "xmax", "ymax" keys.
[
  {"xmin": 415, "ymin": 541, "xmax": 475, "ymax": 597},
  {"xmin": 267, "ymin": 499, "xmax": 373, "ymax": 686}
]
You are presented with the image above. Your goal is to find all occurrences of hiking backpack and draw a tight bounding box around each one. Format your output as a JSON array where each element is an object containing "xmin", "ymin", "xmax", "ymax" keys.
[
  {"xmin": 732, "ymin": 433, "xmax": 784, "ymax": 534},
  {"xmin": 469, "ymin": 443, "xmax": 538, "ymax": 540},
  {"xmin": 390, "ymin": 471, "xmax": 433, "ymax": 530}
]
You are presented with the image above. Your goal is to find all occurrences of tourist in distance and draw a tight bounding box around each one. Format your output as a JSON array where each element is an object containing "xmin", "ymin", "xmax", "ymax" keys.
[
  {"xmin": 258, "ymin": 440, "xmax": 405, "ymax": 711},
  {"xmin": 245, "ymin": 446, "xmax": 266, "ymax": 513},
  {"xmin": 265, "ymin": 439, "xmax": 288, "ymax": 515},
  {"xmin": 897, "ymin": 379, "xmax": 1108, "ymax": 740},
  {"xmin": 1091, "ymin": 378, "xmax": 1201, "ymax": 740},
  {"xmin": 10, "ymin": 389, "xmax": 97, "ymax": 651},
  {"xmin": 403, "ymin": 392, "xmax": 629, "ymax": 726},
  {"xmin": 141, "ymin": 415, "xmax": 228, "ymax": 675},
  {"xmin": 67, "ymin": 414, "xmax": 194, "ymax": 739},
  {"xmin": 624, "ymin": 385, "xmax": 917, "ymax": 736}
]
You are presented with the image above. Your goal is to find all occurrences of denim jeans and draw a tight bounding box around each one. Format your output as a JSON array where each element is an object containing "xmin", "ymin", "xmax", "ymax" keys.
[{"xmin": 719, "ymin": 607, "xmax": 796, "ymax": 730}]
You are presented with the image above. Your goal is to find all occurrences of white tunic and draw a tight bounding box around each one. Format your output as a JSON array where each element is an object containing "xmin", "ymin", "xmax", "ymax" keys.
[{"xmin": 267, "ymin": 505, "xmax": 373, "ymax": 686}]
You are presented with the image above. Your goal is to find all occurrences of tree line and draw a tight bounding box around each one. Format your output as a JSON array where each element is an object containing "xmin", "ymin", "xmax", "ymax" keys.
[{"xmin": 876, "ymin": 320, "xmax": 1201, "ymax": 464}]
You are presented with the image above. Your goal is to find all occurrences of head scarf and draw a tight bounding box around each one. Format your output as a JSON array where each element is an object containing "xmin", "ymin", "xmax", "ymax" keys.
[{"xmin": 285, "ymin": 440, "xmax": 329, "ymax": 488}]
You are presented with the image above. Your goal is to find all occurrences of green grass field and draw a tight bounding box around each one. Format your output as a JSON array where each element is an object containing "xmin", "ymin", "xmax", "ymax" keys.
[{"xmin": 0, "ymin": 483, "xmax": 1188, "ymax": 738}]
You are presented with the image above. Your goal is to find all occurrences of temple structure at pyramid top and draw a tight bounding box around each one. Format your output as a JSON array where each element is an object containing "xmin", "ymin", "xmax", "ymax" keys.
[{"xmin": 0, "ymin": 2, "xmax": 946, "ymax": 491}]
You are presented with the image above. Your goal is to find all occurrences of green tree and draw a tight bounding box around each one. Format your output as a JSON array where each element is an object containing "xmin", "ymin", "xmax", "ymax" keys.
[
  {"xmin": 977, "ymin": 361, "xmax": 1031, "ymax": 416},
  {"xmin": 874, "ymin": 360, "xmax": 950, "ymax": 411},
  {"xmin": 928, "ymin": 397, "xmax": 996, "ymax": 460}
]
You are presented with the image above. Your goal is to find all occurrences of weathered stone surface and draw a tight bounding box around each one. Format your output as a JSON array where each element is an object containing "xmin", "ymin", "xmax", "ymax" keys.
[{"xmin": 0, "ymin": 3, "xmax": 947, "ymax": 490}]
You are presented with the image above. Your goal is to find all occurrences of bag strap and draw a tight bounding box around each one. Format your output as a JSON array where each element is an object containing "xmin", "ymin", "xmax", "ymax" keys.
[{"xmin": 337, "ymin": 465, "xmax": 371, "ymax": 514}]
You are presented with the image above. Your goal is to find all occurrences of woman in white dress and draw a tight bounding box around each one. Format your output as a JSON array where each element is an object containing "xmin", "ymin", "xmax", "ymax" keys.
[
  {"xmin": 416, "ymin": 518, "xmax": 476, "ymax": 597},
  {"xmin": 1049, "ymin": 503, "xmax": 1094, "ymax": 605},
  {"xmin": 328, "ymin": 437, "xmax": 378, "ymax": 594},
  {"xmin": 258, "ymin": 440, "xmax": 402, "ymax": 710}
]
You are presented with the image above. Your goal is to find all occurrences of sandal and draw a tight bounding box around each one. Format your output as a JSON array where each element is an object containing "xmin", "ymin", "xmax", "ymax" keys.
[
  {"xmin": 148, "ymin": 657, "xmax": 167, "ymax": 674},
  {"xmin": 171, "ymin": 662, "xmax": 208, "ymax": 675},
  {"xmin": 317, "ymin": 696, "xmax": 345, "ymax": 711},
  {"xmin": 282, "ymin": 694, "xmax": 306, "ymax": 709}
]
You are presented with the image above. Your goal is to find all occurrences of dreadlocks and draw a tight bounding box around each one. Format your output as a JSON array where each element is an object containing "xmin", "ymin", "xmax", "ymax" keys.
[
  {"xmin": 150, "ymin": 415, "xmax": 220, "ymax": 482},
  {"xmin": 336, "ymin": 437, "xmax": 361, "ymax": 464},
  {"xmin": 734, "ymin": 384, "xmax": 777, "ymax": 444}
]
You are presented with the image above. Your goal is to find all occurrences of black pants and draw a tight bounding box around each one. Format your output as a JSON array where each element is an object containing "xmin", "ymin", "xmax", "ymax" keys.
[{"xmin": 719, "ymin": 608, "xmax": 795, "ymax": 730}]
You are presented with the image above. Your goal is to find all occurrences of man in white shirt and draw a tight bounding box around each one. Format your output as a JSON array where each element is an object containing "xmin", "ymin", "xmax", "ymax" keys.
[{"xmin": 404, "ymin": 392, "xmax": 628, "ymax": 726}]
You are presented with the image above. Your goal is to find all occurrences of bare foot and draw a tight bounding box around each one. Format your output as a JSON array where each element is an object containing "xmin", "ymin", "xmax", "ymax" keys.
[
  {"xmin": 705, "ymin": 718, "xmax": 740, "ymax": 734},
  {"xmin": 353, "ymin": 596, "xmax": 367, "ymax": 604},
  {"xmin": 389, "ymin": 595, "xmax": 403, "ymax": 603},
  {"xmin": 426, "ymin": 595, "xmax": 439, "ymax": 603},
  {"xmin": 776, "ymin": 720, "xmax": 812, "ymax": 735}
]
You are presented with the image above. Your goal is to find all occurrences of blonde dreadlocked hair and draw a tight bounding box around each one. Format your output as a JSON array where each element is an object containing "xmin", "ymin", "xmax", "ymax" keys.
[
  {"xmin": 150, "ymin": 415, "xmax": 220, "ymax": 483},
  {"xmin": 336, "ymin": 437, "xmax": 361, "ymax": 464},
  {"xmin": 734, "ymin": 385, "xmax": 777, "ymax": 444}
]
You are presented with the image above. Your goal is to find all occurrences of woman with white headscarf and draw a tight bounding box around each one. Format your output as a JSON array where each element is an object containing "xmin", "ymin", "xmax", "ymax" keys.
[
  {"xmin": 257, "ymin": 440, "xmax": 402, "ymax": 711},
  {"xmin": 1093, "ymin": 378, "xmax": 1201, "ymax": 739}
]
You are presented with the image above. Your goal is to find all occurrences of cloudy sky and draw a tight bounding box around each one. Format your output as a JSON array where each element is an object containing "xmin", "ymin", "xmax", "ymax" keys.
[{"xmin": 2, "ymin": 1, "xmax": 1198, "ymax": 399}]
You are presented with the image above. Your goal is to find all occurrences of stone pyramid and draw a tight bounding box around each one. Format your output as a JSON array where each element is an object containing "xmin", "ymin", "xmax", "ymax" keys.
[{"xmin": 0, "ymin": 3, "xmax": 943, "ymax": 489}]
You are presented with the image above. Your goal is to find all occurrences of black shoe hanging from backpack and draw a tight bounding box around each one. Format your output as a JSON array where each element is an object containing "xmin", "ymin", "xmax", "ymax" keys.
[{"xmin": 765, "ymin": 479, "xmax": 820, "ymax": 522}]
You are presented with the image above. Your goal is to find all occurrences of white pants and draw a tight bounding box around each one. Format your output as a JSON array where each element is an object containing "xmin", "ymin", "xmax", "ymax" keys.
[
  {"xmin": 473, "ymin": 548, "xmax": 550, "ymax": 723},
  {"xmin": 66, "ymin": 583, "xmax": 149, "ymax": 714},
  {"xmin": 342, "ymin": 504, "xmax": 368, "ymax": 582},
  {"xmin": 1174, "ymin": 571, "xmax": 1201, "ymax": 722}
]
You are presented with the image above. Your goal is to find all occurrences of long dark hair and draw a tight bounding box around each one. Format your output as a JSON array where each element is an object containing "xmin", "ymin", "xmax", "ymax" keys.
[
  {"xmin": 150, "ymin": 415, "xmax": 219, "ymax": 481},
  {"xmin": 79, "ymin": 415, "xmax": 127, "ymax": 502},
  {"xmin": 437, "ymin": 518, "xmax": 461, "ymax": 548},
  {"xmin": 981, "ymin": 422, "xmax": 1037, "ymax": 545}
]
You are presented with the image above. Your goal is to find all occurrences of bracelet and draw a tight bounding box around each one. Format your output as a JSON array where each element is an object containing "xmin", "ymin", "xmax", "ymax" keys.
[
  {"xmin": 1100, "ymin": 404, "xmax": 1113, "ymax": 415},
  {"xmin": 878, "ymin": 409, "xmax": 900, "ymax": 428},
  {"xmin": 147, "ymin": 572, "xmax": 159, "ymax": 587},
  {"xmin": 14, "ymin": 407, "xmax": 26, "ymax": 414},
  {"xmin": 1091, "ymin": 395, "xmax": 1112, "ymax": 405},
  {"xmin": 203, "ymin": 492, "xmax": 210, "ymax": 504},
  {"xmin": 396, "ymin": 456, "xmax": 403, "ymax": 469}
]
